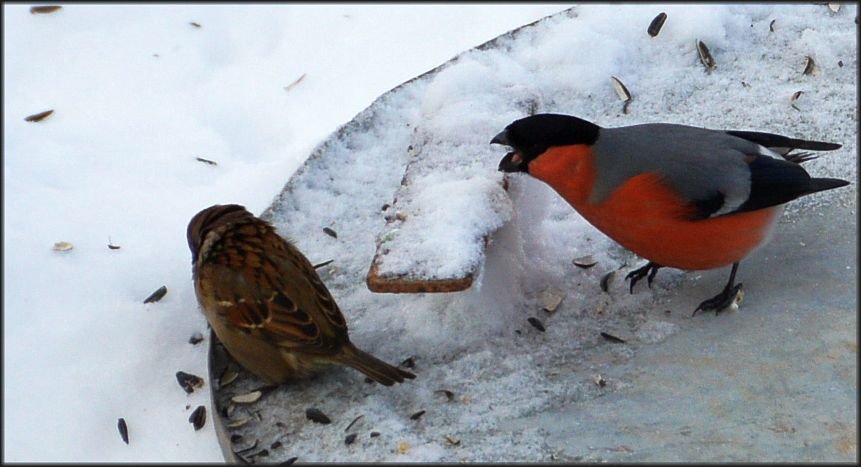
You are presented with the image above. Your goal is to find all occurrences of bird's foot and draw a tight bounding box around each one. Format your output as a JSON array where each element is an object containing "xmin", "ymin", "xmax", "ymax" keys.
[
  {"xmin": 625, "ymin": 262, "xmax": 662, "ymax": 293},
  {"xmin": 692, "ymin": 283, "xmax": 744, "ymax": 317}
]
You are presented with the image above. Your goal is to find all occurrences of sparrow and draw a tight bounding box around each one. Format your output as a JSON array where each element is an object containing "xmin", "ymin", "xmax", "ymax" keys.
[
  {"xmin": 492, "ymin": 113, "xmax": 849, "ymax": 315},
  {"xmin": 187, "ymin": 204, "xmax": 415, "ymax": 385}
]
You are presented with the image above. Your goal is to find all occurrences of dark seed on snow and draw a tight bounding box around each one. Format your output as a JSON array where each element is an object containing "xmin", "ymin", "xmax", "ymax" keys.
[
  {"xmin": 400, "ymin": 356, "xmax": 416, "ymax": 368},
  {"xmin": 195, "ymin": 157, "xmax": 217, "ymax": 165},
  {"xmin": 370, "ymin": 431, "xmax": 381, "ymax": 437},
  {"xmin": 282, "ymin": 457, "xmax": 298, "ymax": 465},
  {"xmin": 323, "ymin": 227, "xmax": 338, "ymax": 239},
  {"xmin": 410, "ymin": 410, "xmax": 426, "ymax": 421},
  {"xmin": 528, "ymin": 317, "xmax": 546, "ymax": 332},
  {"xmin": 188, "ymin": 332, "xmax": 204, "ymax": 345},
  {"xmin": 600, "ymin": 271, "xmax": 614, "ymax": 292},
  {"xmin": 600, "ymin": 332, "xmax": 626, "ymax": 344},
  {"xmin": 434, "ymin": 389, "xmax": 455, "ymax": 401},
  {"xmin": 143, "ymin": 285, "xmax": 168, "ymax": 304},
  {"xmin": 647, "ymin": 12, "xmax": 667, "ymax": 37},
  {"xmin": 305, "ymin": 407, "xmax": 331, "ymax": 424},
  {"xmin": 270, "ymin": 441, "xmax": 282, "ymax": 450},
  {"xmin": 117, "ymin": 417, "xmax": 129, "ymax": 444},
  {"xmin": 345, "ymin": 415, "xmax": 364, "ymax": 432},
  {"xmin": 345, "ymin": 433, "xmax": 358, "ymax": 445},
  {"xmin": 233, "ymin": 439, "xmax": 259, "ymax": 455},
  {"xmin": 769, "ymin": 19, "xmax": 776, "ymax": 32},
  {"xmin": 189, "ymin": 405, "xmax": 206, "ymax": 431},
  {"xmin": 231, "ymin": 434, "xmax": 243, "ymax": 443},
  {"xmin": 30, "ymin": 5, "xmax": 62, "ymax": 14},
  {"xmin": 696, "ymin": 39, "xmax": 716, "ymax": 71},
  {"xmin": 25, "ymin": 109, "xmax": 54, "ymax": 122},
  {"xmin": 176, "ymin": 371, "xmax": 204, "ymax": 394},
  {"xmin": 190, "ymin": 22, "xmax": 202, "ymax": 28}
]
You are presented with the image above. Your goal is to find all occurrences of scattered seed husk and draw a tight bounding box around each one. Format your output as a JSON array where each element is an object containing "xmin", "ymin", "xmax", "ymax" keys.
[
  {"xmin": 270, "ymin": 440, "xmax": 282, "ymax": 450},
  {"xmin": 117, "ymin": 418, "xmax": 129, "ymax": 444},
  {"xmin": 345, "ymin": 433, "xmax": 358, "ymax": 445},
  {"xmin": 622, "ymin": 100, "xmax": 632, "ymax": 115},
  {"xmin": 445, "ymin": 435, "xmax": 461, "ymax": 446},
  {"xmin": 827, "ymin": 2, "xmax": 840, "ymax": 13},
  {"xmin": 107, "ymin": 242, "xmax": 121, "ymax": 250},
  {"xmin": 232, "ymin": 390, "xmax": 262, "ymax": 404},
  {"xmin": 769, "ymin": 19, "xmax": 776, "ymax": 32},
  {"xmin": 696, "ymin": 40, "xmax": 716, "ymax": 71},
  {"xmin": 322, "ymin": 227, "xmax": 338, "ymax": 239},
  {"xmin": 802, "ymin": 55, "xmax": 816, "ymax": 75},
  {"xmin": 30, "ymin": 5, "xmax": 62, "ymax": 14},
  {"xmin": 647, "ymin": 12, "xmax": 667, "ymax": 37},
  {"xmin": 600, "ymin": 332, "xmax": 627, "ymax": 344},
  {"xmin": 527, "ymin": 317, "xmax": 546, "ymax": 332},
  {"xmin": 400, "ymin": 356, "xmax": 416, "ymax": 369},
  {"xmin": 143, "ymin": 285, "xmax": 168, "ymax": 304},
  {"xmin": 233, "ymin": 439, "xmax": 259, "ymax": 454},
  {"xmin": 434, "ymin": 389, "xmax": 455, "ymax": 401},
  {"xmin": 176, "ymin": 371, "xmax": 204, "ymax": 394},
  {"xmin": 838, "ymin": 60, "xmax": 844, "ymax": 68},
  {"xmin": 305, "ymin": 407, "xmax": 331, "ymax": 424},
  {"xmin": 573, "ymin": 255, "xmax": 598, "ymax": 269},
  {"xmin": 227, "ymin": 417, "xmax": 252, "ymax": 428},
  {"xmin": 231, "ymin": 434, "xmax": 243, "ymax": 444},
  {"xmin": 610, "ymin": 76, "xmax": 632, "ymax": 102},
  {"xmin": 410, "ymin": 410, "xmax": 426, "ymax": 421},
  {"xmin": 600, "ymin": 271, "xmax": 614, "ymax": 292},
  {"xmin": 381, "ymin": 203, "xmax": 391, "ymax": 212},
  {"xmin": 790, "ymin": 90, "xmax": 804, "ymax": 111},
  {"xmin": 195, "ymin": 156, "xmax": 217, "ymax": 165},
  {"xmin": 397, "ymin": 440, "xmax": 410, "ymax": 454},
  {"xmin": 25, "ymin": 109, "xmax": 54, "ymax": 122},
  {"xmin": 594, "ymin": 374, "xmax": 607, "ymax": 387},
  {"xmin": 313, "ymin": 259, "xmax": 334, "ymax": 269},
  {"xmin": 282, "ymin": 456, "xmax": 298, "ymax": 465},
  {"xmin": 189, "ymin": 405, "xmax": 206, "ymax": 431},
  {"xmin": 220, "ymin": 369, "xmax": 239, "ymax": 387},
  {"xmin": 224, "ymin": 404, "xmax": 236, "ymax": 418},
  {"xmin": 345, "ymin": 415, "xmax": 364, "ymax": 432},
  {"xmin": 188, "ymin": 331, "xmax": 204, "ymax": 345},
  {"xmin": 284, "ymin": 73, "xmax": 307, "ymax": 92},
  {"xmin": 538, "ymin": 287, "xmax": 564, "ymax": 313},
  {"xmin": 370, "ymin": 431, "xmax": 381, "ymax": 438},
  {"xmin": 190, "ymin": 21, "xmax": 201, "ymax": 28},
  {"xmin": 53, "ymin": 241, "xmax": 73, "ymax": 251}
]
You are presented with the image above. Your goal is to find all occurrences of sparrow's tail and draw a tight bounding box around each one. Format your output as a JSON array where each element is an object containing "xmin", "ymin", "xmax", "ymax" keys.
[{"xmin": 337, "ymin": 343, "xmax": 415, "ymax": 386}]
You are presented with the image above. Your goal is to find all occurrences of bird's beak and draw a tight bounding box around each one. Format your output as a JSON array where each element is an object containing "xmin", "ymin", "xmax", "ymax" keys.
[{"xmin": 492, "ymin": 130, "xmax": 527, "ymax": 173}]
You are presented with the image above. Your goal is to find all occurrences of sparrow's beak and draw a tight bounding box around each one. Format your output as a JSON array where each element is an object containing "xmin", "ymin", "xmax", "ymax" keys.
[{"xmin": 492, "ymin": 130, "xmax": 527, "ymax": 173}]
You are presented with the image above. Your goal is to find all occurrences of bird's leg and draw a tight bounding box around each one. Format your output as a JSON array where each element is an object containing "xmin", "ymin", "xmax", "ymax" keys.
[
  {"xmin": 693, "ymin": 262, "xmax": 743, "ymax": 317},
  {"xmin": 625, "ymin": 261, "xmax": 663, "ymax": 293}
]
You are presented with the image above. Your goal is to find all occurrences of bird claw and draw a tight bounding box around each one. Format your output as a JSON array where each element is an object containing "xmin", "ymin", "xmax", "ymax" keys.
[
  {"xmin": 625, "ymin": 262, "xmax": 661, "ymax": 294},
  {"xmin": 692, "ymin": 283, "xmax": 744, "ymax": 317}
]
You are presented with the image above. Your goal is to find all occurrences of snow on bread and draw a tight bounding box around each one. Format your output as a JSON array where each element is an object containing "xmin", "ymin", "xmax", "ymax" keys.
[{"xmin": 367, "ymin": 53, "xmax": 544, "ymax": 293}]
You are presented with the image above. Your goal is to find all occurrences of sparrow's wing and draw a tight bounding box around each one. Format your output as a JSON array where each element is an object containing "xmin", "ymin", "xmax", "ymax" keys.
[{"xmin": 203, "ymin": 222, "xmax": 348, "ymax": 354}]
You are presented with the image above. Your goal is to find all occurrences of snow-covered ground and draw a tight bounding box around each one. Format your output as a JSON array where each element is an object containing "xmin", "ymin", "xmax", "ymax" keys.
[{"xmin": 3, "ymin": 3, "xmax": 856, "ymax": 463}]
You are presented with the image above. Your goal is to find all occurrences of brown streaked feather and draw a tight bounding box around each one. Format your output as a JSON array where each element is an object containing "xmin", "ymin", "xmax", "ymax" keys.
[{"xmin": 189, "ymin": 203, "xmax": 414, "ymax": 385}]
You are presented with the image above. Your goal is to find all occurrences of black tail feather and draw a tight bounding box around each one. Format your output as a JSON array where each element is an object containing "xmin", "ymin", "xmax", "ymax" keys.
[{"xmin": 726, "ymin": 130, "xmax": 842, "ymax": 153}]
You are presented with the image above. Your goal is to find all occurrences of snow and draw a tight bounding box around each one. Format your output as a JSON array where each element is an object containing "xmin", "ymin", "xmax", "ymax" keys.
[{"xmin": 3, "ymin": 2, "xmax": 856, "ymax": 463}]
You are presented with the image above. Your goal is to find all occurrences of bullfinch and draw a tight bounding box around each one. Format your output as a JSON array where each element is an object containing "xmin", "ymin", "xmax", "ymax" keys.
[{"xmin": 492, "ymin": 113, "xmax": 849, "ymax": 315}]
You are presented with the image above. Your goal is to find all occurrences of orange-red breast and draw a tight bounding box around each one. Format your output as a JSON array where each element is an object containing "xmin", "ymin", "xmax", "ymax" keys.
[
  {"xmin": 492, "ymin": 113, "xmax": 849, "ymax": 314},
  {"xmin": 188, "ymin": 204, "xmax": 415, "ymax": 385}
]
